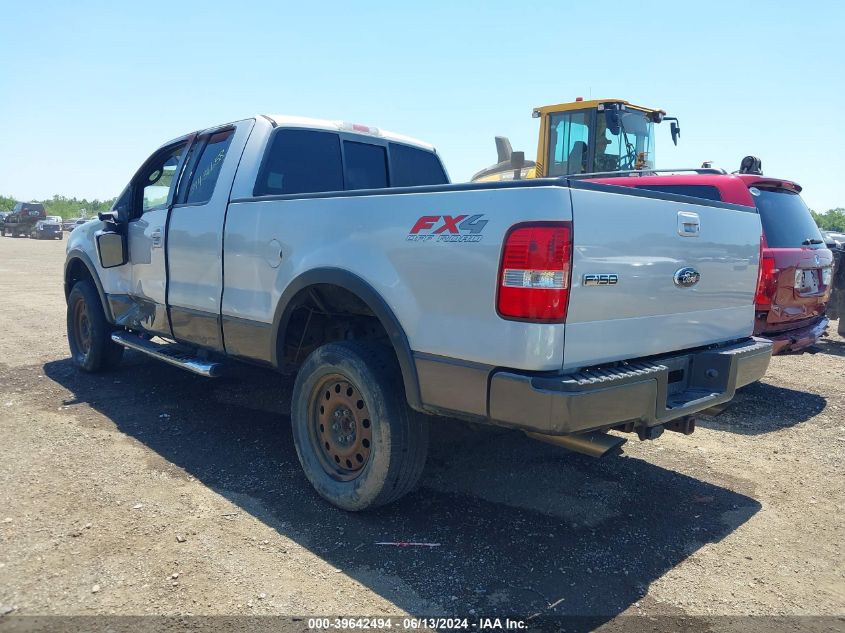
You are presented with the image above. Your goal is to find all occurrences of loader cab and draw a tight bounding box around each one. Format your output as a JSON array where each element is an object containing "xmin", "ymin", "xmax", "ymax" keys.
[
  {"xmin": 541, "ymin": 101, "xmax": 658, "ymax": 176},
  {"xmin": 471, "ymin": 99, "xmax": 678, "ymax": 182}
]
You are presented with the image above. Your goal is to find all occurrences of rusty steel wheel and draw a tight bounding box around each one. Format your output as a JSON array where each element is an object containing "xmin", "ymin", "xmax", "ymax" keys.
[
  {"xmin": 66, "ymin": 279, "xmax": 123, "ymax": 372},
  {"xmin": 72, "ymin": 298, "xmax": 93, "ymax": 359},
  {"xmin": 291, "ymin": 341, "xmax": 430, "ymax": 511},
  {"xmin": 310, "ymin": 375, "xmax": 373, "ymax": 481}
]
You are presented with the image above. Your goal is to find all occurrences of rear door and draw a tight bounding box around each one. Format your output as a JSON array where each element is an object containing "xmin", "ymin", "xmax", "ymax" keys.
[
  {"xmin": 166, "ymin": 119, "xmax": 254, "ymax": 350},
  {"xmin": 563, "ymin": 183, "xmax": 762, "ymax": 370}
]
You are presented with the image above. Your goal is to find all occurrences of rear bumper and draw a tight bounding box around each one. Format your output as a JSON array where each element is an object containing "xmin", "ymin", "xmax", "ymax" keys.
[
  {"xmin": 762, "ymin": 317, "xmax": 828, "ymax": 355},
  {"xmin": 486, "ymin": 338, "xmax": 772, "ymax": 436}
]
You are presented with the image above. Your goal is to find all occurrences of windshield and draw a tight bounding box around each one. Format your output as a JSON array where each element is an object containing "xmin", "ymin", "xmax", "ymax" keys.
[
  {"xmin": 597, "ymin": 109, "xmax": 655, "ymax": 172},
  {"xmin": 752, "ymin": 187, "xmax": 824, "ymax": 249},
  {"xmin": 547, "ymin": 107, "xmax": 657, "ymax": 176}
]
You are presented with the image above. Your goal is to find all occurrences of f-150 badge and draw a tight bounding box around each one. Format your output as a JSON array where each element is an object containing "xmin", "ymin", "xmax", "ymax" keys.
[
  {"xmin": 583, "ymin": 273, "xmax": 618, "ymax": 286},
  {"xmin": 407, "ymin": 214, "xmax": 487, "ymax": 242}
]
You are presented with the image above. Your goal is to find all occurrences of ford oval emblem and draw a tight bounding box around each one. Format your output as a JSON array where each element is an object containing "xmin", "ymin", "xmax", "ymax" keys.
[{"xmin": 674, "ymin": 266, "xmax": 701, "ymax": 288}]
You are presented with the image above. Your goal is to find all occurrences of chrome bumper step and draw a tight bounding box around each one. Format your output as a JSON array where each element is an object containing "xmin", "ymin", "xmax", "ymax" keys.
[{"xmin": 110, "ymin": 331, "xmax": 224, "ymax": 377}]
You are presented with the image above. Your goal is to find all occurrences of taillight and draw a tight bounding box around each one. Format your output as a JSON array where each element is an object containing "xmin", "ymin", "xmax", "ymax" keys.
[
  {"xmin": 498, "ymin": 222, "xmax": 572, "ymax": 322},
  {"xmin": 754, "ymin": 255, "xmax": 778, "ymax": 305}
]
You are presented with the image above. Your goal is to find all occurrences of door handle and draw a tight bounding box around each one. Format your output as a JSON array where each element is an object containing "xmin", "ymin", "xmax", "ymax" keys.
[
  {"xmin": 677, "ymin": 211, "xmax": 700, "ymax": 237},
  {"xmin": 151, "ymin": 227, "xmax": 163, "ymax": 248}
]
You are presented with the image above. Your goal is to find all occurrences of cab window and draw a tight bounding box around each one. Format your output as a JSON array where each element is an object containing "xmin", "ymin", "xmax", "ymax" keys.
[
  {"xmin": 548, "ymin": 110, "xmax": 590, "ymax": 176},
  {"xmin": 137, "ymin": 143, "xmax": 186, "ymax": 215},
  {"xmin": 254, "ymin": 129, "xmax": 343, "ymax": 196},
  {"xmin": 183, "ymin": 129, "xmax": 235, "ymax": 204},
  {"xmin": 343, "ymin": 141, "xmax": 388, "ymax": 190},
  {"xmin": 389, "ymin": 143, "xmax": 447, "ymax": 187}
]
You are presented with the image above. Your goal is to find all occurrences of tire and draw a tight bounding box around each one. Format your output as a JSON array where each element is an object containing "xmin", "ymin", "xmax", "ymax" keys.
[
  {"xmin": 838, "ymin": 318, "xmax": 845, "ymax": 337},
  {"xmin": 291, "ymin": 340, "xmax": 429, "ymax": 511},
  {"xmin": 67, "ymin": 279, "xmax": 124, "ymax": 372}
]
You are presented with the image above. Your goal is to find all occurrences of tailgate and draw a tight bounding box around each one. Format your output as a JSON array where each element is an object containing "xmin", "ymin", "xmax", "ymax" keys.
[{"xmin": 563, "ymin": 184, "xmax": 761, "ymax": 371}]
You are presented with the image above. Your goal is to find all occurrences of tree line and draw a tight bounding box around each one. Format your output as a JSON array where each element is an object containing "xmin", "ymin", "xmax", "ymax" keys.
[
  {"xmin": 811, "ymin": 208, "xmax": 845, "ymax": 232},
  {"xmin": 3, "ymin": 192, "xmax": 844, "ymax": 232},
  {"xmin": 0, "ymin": 194, "xmax": 116, "ymax": 219}
]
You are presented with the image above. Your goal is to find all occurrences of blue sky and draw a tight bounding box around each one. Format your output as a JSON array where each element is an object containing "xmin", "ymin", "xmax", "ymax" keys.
[{"xmin": 1, "ymin": 1, "xmax": 843, "ymax": 210}]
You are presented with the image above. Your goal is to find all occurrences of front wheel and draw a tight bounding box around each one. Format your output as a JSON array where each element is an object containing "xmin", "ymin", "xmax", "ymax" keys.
[
  {"xmin": 67, "ymin": 279, "xmax": 124, "ymax": 372},
  {"xmin": 291, "ymin": 341, "xmax": 429, "ymax": 511}
]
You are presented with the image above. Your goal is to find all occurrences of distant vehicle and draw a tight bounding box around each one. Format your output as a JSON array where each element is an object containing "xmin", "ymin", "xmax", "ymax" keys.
[
  {"xmin": 2, "ymin": 202, "xmax": 46, "ymax": 237},
  {"xmin": 63, "ymin": 218, "xmax": 89, "ymax": 232},
  {"xmin": 821, "ymin": 230, "xmax": 845, "ymax": 249},
  {"xmin": 46, "ymin": 215, "xmax": 63, "ymax": 224},
  {"xmin": 32, "ymin": 219, "xmax": 63, "ymax": 240},
  {"xmin": 822, "ymin": 233, "xmax": 845, "ymax": 335}
]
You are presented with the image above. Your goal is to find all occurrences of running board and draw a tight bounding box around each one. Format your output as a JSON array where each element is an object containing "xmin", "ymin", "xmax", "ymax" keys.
[{"xmin": 110, "ymin": 331, "xmax": 224, "ymax": 377}]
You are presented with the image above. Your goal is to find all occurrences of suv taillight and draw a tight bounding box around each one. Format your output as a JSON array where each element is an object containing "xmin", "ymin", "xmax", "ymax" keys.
[
  {"xmin": 498, "ymin": 222, "xmax": 572, "ymax": 322},
  {"xmin": 754, "ymin": 255, "xmax": 778, "ymax": 306}
]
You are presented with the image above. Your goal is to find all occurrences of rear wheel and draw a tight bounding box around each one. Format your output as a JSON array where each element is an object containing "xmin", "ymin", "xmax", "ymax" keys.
[
  {"xmin": 291, "ymin": 341, "xmax": 428, "ymax": 511},
  {"xmin": 838, "ymin": 318, "xmax": 845, "ymax": 337},
  {"xmin": 67, "ymin": 280, "xmax": 124, "ymax": 372}
]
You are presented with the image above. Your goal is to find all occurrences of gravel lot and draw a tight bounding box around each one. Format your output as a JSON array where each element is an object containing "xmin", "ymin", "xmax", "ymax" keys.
[{"xmin": 0, "ymin": 236, "xmax": 843, "ymax": 625}]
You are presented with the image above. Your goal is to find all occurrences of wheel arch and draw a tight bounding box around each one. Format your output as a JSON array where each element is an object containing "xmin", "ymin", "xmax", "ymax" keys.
[
  {"xmin": 272, "ymin": 268, "xmax": 422, "ymax": 411},
  {"xmin": 64, "ymin": 250, "xmax": 113, "ymax": 322}
]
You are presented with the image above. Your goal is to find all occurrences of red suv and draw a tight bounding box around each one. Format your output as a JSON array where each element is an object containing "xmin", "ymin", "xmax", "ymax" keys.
[{"xmin": 589, "ymin": 172, "xmax": 833, "ymax": 353}]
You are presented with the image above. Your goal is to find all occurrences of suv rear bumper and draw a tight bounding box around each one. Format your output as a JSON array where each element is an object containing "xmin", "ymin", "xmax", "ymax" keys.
[
  {"xmin": 761, "ymin": 317, "xmax": 828, "ymax": 354},
  {"xmin": 486, "ymin": 338, "xmax": 772, "ymax": 436}
]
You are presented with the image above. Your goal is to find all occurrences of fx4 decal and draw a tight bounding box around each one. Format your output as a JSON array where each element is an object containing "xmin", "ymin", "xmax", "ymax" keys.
[{"xmin": 406, "ymin": 214, "xmax": 487, "ymax": 243}]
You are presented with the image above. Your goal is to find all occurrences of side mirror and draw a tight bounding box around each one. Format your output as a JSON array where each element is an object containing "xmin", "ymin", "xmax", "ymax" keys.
[
  {"xmin": 96, "ymin": 230, "xmax": 127, "ymax": 268},
  {"xmin": 670, "ymin": 121, "xmax": 680, "ymax": 146}
]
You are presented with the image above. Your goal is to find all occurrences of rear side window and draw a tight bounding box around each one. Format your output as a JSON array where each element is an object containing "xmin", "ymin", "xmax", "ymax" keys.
[
  {"xmin": 184, "ymin": 129, "xmax": 235, "ymax": 204},
  {"xmin": 634, "ymin": 184, "xmax": 722, "ymax": 201},
  {"xmin": 254, "ymin": 129, "xmax": 343, "ymax": 196},
  {"xmin": 753, "ymin": 187, "xmax": 824, "ymax": 248},
  {"xmin": 344, "ymin": 141, "xmax": 388, "ymax": 190},
  {"xmin": 389, "ymin": 143, "xmax": 448, "ymax": 187}
]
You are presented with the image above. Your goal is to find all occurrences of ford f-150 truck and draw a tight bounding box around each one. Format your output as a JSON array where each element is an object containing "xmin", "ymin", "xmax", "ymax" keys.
[{"xmin": 64, "ymin": 115, "xmax": 772, "ymax": 510}]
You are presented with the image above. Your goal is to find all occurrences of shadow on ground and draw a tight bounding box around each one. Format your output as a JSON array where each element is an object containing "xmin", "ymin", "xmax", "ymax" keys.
[
  {"xmin": 812, "ymin": 337, "xmax": 845, "ymax": 358},
  {"xmin": 697, "ymin": 381, "xmax": 826, "ymax": 436},
  {"xmin": 44, "ymin": 353, "xmax": 760, "ymax": 624}
]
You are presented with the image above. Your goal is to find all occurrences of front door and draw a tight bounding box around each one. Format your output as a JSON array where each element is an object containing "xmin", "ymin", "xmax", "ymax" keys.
[
  {"xmin": 125, "ymin": 140, "xmax": 190, "ymax": 336},
  {"xmin": 166, "ymin": 119, "xmax": 254, "ymax": 351}
]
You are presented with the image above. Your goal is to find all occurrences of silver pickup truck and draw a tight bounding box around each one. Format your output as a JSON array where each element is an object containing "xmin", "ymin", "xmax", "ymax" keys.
[{"xmin": 64, "ymin": 115, "xmax": 772, "ymax": 510}]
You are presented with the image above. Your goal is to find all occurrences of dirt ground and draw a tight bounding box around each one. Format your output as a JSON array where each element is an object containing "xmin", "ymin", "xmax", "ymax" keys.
[{"xmin": 0, "ymin": 236, "xmax": 843, "ymax": 625}]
